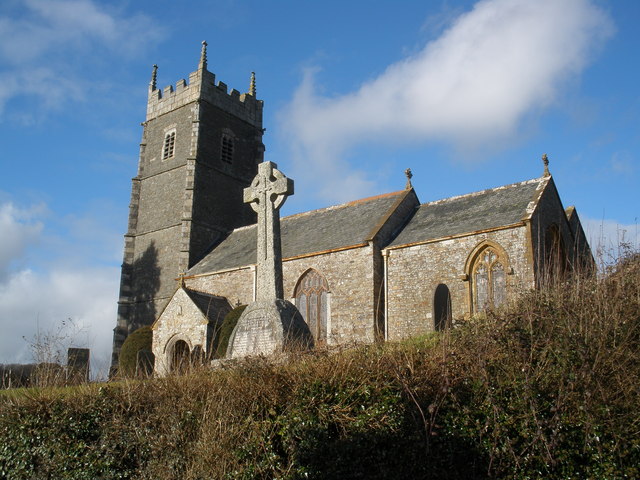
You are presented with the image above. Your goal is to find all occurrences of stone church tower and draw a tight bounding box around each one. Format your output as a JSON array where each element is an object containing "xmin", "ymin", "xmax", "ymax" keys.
[{"xmin": 111, "ymin": 42, "xmax": 264, "ymax": 368}]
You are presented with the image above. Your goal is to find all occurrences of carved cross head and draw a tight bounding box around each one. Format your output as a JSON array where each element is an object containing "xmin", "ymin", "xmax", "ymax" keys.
[{"xmin": 244, "ymin": 161, "xmax": 294, "ymax": 213}]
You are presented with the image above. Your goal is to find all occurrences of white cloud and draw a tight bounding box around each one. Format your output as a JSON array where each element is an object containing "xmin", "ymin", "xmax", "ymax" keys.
[
  {"xmin": 0, "ymin": 201, "xmax": 45, "ymax": 281},
  {"xmin": 0, "ymin": 0, "xmax": 164, "ymax": 117},
  {"xmin": 0, "ymin": 199, "xmax": 120, "ymax": 378},
  {"xmin": 0, "ymin": 267, "xmax": 119, "ymax": 377},
  {"xmin": 280, "ymin": 0, "xmax": 613, "ymax": 203}
]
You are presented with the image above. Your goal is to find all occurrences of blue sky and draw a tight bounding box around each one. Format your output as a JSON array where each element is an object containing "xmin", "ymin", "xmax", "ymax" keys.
[{"xmin": 1, "ymin": 0, "xmax": 638, "ymax": 376}]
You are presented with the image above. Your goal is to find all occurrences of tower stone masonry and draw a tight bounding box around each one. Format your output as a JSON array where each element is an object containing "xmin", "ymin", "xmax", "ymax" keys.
[{"xmin": 111, "ymin": 42, "xmax": 265, "ymax": 368}]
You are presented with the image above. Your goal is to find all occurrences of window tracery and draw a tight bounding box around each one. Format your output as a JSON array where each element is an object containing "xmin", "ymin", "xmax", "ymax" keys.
[
  {"xmin": 294, "ymin": 269, "xmax": 329, "ymax": 342},
  {"xmin": 472, "ymin": 247, "xmax": 507, "ymax": 313}
]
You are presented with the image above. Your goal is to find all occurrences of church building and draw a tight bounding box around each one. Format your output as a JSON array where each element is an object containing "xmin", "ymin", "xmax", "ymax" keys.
[{"xmin": 111, "ymin": 44, "xmax": 592, "ymax": 374}]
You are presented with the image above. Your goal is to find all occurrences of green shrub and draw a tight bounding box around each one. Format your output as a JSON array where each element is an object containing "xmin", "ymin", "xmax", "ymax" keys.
[
  {"xmin": 214, "ymin": 305, "xmax": 246, "ymax": 358},
  {"xmin": 118, "ymin": 326, "xmax": 152, "ymax": 377}
]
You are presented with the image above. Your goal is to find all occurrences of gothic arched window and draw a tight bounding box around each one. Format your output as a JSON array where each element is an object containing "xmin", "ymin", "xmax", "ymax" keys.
[
  {"xmin": 294, "ymin": 269, "xmax": 329, "ymax": 343},
  {"xmin": 472, "ymin": 247, "xmax": 507, "ymax": 313}
]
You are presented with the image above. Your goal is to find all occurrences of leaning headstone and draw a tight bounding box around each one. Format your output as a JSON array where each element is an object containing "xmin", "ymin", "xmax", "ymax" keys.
[
  {"xmin": 67, "ymin": 348, "xmax": 90, "ymax": 383},
  {"xmin": 227, "ymin": 162, "xmax": 313, "ymax": 358}
]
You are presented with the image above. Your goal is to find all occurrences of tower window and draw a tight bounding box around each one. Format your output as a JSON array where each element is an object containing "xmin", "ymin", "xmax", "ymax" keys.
[
  {"xmin": 162, "ymin": 130, "xmax": 176, "ymax": 160},
  {"xmin": 221, "ymin": 135, "xmax": 234, "ymax": 163}
]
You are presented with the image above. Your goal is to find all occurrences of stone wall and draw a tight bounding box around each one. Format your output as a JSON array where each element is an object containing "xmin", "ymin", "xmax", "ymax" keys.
[
  {"xmin": 529, "ymin": 177, "xmax": 580, "ymax": 281},
  {"xmin": 138, "ymin": 107, "xmax": 194, "ymax": 178},
  {"xmin": 384, "ymin": 225, "xmax": 533, "ymax": 340},
  {"xmin": 186, "ymin": 267, "xmax": 255, "ymax": 307},
  {"xmin": 185, "ymin": 245, "xmax": 380, "ymax": 346},
  {"xmin": 283, "ymin": 246, "xmax": 378, "ymax": 345}
]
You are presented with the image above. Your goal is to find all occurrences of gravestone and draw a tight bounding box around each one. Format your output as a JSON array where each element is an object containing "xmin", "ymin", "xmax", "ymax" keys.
[
  {"xmin": 67, "ymin": 348, "xmax": 90, "ymax": 383},
  {"xmin": 227, "ymin": 162, "xmax": 313, "ymax": 358}
]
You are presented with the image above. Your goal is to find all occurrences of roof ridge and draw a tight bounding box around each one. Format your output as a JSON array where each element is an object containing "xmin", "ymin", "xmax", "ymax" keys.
[
  {"xmin": 282, "ymin": 190, "xmax": 406, "ymax": 221},
  {"xmin": 229, "ymin": 223, "xmax": 256, "ymax": 233},
  {"xmin": 419, "ymin": 177, "xmax": 544, "ymax": 207},
  {"xmin": 184, "ymin": 287, "xmax": 225, "ymax": 299}
]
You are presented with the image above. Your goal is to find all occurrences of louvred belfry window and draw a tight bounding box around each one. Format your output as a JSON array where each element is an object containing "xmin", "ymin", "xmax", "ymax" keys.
[
  {"xmin": 162, "ymin": 131, "xmax": 176, "ymax": 159},
  {"xmin": 221, "ymin": 135, "xmax": 234, "ymax": 163},
  {"xmin": 294, "ymin": 269, "xmax": 329, "ymax": 342},
  {"xmin": 473, "ymin": 247, "xmax": 506, "ymax": 313}
]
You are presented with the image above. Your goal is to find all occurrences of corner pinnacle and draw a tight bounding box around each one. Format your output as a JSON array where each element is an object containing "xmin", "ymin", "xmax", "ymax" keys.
[
  {"xmin": 199, "ymin": 40, "xmax": 207, "ymax": 71},
  {"xmin": 149, "ymin": 64, "xmax": 158, "ymax": 91},
  {"xmin": 249, "ymin": 71, "xmax": 256, "ymax": 96}
]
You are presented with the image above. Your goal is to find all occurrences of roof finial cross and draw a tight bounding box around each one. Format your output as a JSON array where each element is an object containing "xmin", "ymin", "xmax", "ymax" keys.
[
  {"xmin": 243, "ymin": 162, "xmax": 294, "ymax": 301},
  {"xmin": 404, "ymin": 168, "xmax": 413, "ymax": 190},
  {"xmin": 542, "ymin": 153, "xmax": 550, "ymax": 177}
]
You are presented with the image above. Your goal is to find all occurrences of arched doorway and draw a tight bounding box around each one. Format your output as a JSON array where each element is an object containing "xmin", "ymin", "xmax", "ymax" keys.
[
  {"xmin": 294, "ymin": 269, "xmax": 330, "ymax": 343},
  {"xmin": 433, "ymin": 284, "xmax": 452, "ymax": 331},
  {"xmin": 170, "ymin": 339, "xmax": 190, "ymax": 373}
]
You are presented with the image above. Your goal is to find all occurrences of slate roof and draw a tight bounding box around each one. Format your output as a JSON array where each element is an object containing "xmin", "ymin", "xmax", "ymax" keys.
[
  {"xmin": 187, "ymin": 190, "xmax": 408, "ymax": 275},
  {"xmin": 388, "ymin": 177, "xmax": 548, "ymax": 248},
  {"xmin": 184, "ymin": 289, "xmax": 231, "ymax": 323}
]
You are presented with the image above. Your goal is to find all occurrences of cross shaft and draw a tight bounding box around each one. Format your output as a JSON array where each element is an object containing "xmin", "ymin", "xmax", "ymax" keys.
[{"xmin": 244, "ymin": 161, "xmax": 293, "ymax": 300}]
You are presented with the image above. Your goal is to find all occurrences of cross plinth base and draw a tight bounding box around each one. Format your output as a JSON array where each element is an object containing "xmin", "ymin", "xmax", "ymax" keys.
[{"xmin": 226, "ymin": 299, "xmax": 314, "ymax": 359}]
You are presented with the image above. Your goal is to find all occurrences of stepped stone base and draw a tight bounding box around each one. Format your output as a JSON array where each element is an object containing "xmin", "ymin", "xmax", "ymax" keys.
[{"xmin": 227, "ymin": 299, "xmax": 313, "ymax": 358}]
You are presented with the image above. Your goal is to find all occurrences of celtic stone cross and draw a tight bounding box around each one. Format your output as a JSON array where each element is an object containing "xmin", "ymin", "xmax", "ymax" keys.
[{"xmin": 244, "ymin": 161, "xmax": 293, "ymax": 301}]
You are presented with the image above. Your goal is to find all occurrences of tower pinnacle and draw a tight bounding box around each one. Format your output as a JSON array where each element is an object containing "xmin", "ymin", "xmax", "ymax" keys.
[
  {"xmin": 199, "ymin": 41, "xmax": 207, "ymax": 71},
  {"xmin": 249, "ymin": 71, "xmax": 256, "ymax": 96},
  {"xmin": 149, "ymin": 64, "xmax": 158, "ymax": 91}
]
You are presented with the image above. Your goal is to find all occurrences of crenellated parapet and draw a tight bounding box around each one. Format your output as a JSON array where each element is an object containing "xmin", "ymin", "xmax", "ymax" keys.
[{"xmin": 146, "ymin": 62, "xmax": 263, "ymax": 128}]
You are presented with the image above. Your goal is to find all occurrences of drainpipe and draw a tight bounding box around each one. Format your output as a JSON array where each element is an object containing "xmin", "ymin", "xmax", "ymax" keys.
[{"xmin": 382, "ymin": 249, "xmax": 390, "ymax": 341}]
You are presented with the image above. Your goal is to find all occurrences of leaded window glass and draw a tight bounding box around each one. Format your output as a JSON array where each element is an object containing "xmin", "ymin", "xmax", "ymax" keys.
[
  {"xmin": 294, "ymin": 269, "xmax": 329, "ymax": 342},
  {"xmin": 473, "ymin": 247, "xmax": 507, "ymax": 313}
]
